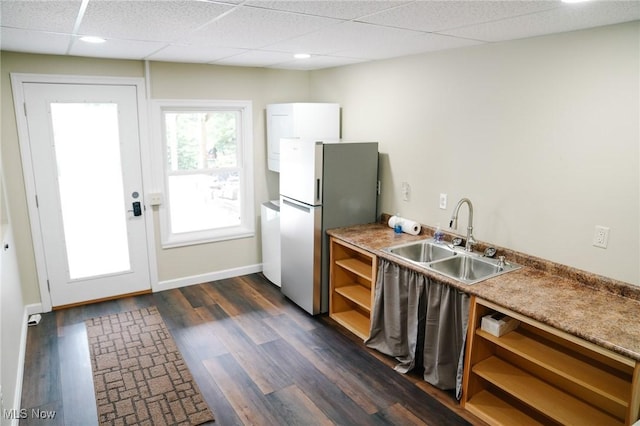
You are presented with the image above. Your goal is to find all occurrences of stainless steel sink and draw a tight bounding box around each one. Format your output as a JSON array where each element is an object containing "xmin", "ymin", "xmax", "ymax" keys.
[
  {"xmin": 383, "ymin": 238, "xmax": 521, "ymax": 285},
  {"xmin": 427, "ymin": 255, "xmax": 520, "ymax": 285},
  {"xmin": 383, "ymin": 239, "xmax": 456, "ymax": 264}
]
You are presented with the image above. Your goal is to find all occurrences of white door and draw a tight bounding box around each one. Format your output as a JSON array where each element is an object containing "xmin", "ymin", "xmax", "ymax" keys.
[{"xmin": 22, "ymin": 82, "xmax": 151, "ymax": 307}]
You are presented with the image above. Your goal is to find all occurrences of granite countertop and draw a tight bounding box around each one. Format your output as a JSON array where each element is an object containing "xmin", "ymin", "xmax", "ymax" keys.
[{"xmin": 327, "ymin": 221, "xmax": 640, "ymax": 362}]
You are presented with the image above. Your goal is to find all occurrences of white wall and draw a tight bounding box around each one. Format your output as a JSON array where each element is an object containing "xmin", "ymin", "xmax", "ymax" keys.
[
  {"xmin": 310, "ymin": 22, "xmax": 640, "ymax": 285},
  {"xmin": 1, "ymin": 169, "xmax": 26, "ymax": 424},
  {"xmin": 1, "ymin": 57, "xmax": 26, "ymax": 420},
  {"xmin": 1, "ymin": 227, "xmax": 26, "ymax": 425}
]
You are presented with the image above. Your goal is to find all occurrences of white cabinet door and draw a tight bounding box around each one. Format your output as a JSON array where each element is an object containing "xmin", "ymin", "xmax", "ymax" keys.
[
  {"xmin": 266, "ymin": 103, "xmax": 340, "ymax": 172},
  {"xmin": 266, "ymin": 105, "xmax": 293, "ymax": 172}
]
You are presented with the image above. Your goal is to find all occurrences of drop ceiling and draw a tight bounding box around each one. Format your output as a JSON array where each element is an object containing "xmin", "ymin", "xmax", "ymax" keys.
[{"xmin": 1, "ymin": 0, "xmax": 638, "ymax": 70}]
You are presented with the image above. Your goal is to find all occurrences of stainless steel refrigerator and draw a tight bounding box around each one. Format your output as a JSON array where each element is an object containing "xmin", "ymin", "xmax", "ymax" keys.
[{"xmin": 279, "ymin": 138, "xmax": 379, "ymax": 315}]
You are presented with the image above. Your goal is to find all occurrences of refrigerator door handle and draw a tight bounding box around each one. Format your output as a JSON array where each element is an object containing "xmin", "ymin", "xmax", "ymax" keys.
[
  {"xmin": 282, "ymin": 198, "xmax": 310, "ymax": 213},
  {"xmin": 316, "ymin": 178, "xmax": 321, "ymax": 202}
]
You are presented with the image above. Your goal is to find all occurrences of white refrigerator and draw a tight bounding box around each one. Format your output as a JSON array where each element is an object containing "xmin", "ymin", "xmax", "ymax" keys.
[{"xmin": 279, "ymin": 138, "xmax": 379, "ymax": 315}]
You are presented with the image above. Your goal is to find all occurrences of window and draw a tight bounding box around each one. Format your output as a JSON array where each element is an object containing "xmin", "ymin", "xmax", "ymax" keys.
[{"xmin": 153, "ymin": 100, "xmax": 254, "ymax": 247}]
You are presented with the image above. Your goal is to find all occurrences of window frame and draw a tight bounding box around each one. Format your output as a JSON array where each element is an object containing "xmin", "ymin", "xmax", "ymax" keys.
[{"xmin": 151, "ymin": 99, "xmax": 254, "ymax": 248}]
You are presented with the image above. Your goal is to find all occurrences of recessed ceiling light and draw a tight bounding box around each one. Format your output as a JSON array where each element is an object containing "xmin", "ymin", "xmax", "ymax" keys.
[
  {"xmin": 561, "ymin": 0, "xmax": 591, "ymax": 3},
  {"xmin": 294, "ymin": 53, "xmax": 311, "ymax": 59},
  {"xmin": 79, "ymin": 36, "xmax": 106, "ymax": 43}
]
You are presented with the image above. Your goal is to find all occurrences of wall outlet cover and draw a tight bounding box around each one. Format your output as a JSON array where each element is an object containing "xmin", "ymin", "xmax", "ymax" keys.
[
  {"xmin": 439, "ymin": 193, "xmax": 447, "ymax": 209},
  {"xmin": 592, "ymin": 225, "xmax": 609, "ymax": 249}
]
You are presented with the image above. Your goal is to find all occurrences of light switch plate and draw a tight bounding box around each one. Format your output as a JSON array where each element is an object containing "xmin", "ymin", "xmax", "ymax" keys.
[
  {"xmin": 148, "ymin": 192, "xmax": 163, "ymax": 206},
  {"xmin": 401, "ymin": 182, "xmax": 410, "ymax": 201}
]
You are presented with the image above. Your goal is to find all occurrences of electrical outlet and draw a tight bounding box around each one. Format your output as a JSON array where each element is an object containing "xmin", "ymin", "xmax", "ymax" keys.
[
  {"xmin": 401, "ymin": 182, "xmax": 410, "ymax": 201},
  {"xmin": 592, "ymin": 225, "xmax": 610, "ymax": 248},
  {"xmin": 439, "ymin": 193, "xmax": 447, "ymax": 209},
  {"xmin": 377, "ymin": 180, "xmax": 381, "ymax": 195}
]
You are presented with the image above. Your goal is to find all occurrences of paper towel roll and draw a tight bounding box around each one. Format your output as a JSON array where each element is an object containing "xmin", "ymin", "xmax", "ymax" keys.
[
  {"xmin": 401, "ymin": 219, "xmax": 421, "ymax": 235},
  {"xmin": 388, "ymin": 216, "xmax": 421, "ymax": 235}
]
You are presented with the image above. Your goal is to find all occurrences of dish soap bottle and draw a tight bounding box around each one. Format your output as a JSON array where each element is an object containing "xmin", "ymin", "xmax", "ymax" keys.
[
  {"xmin": 393, "ymin": 213, "xmax": 403, "ymax": 234},
  {"xmin": 434, "ymin": 224, "xmax": 444, "ymax": 243}
]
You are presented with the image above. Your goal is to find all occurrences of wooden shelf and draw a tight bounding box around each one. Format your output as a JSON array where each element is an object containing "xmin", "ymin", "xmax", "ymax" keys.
[
  {"xmin": 335, "ymin": 285, "xmax": 371, "ymax": 312},
  {"xmin": 465, "ymin": 390, "xmax": 545, "ymax": 426},
  {"xmin": 332, "ymin": 310, "xmax": 370, "ymax": 340},
  {"xmin": 462, "ymin": 297, "xmax": 638, "ymax": 425},
  {"xmin": 335, "ymin": 258, "xmax": 372, "ymax": 281},
  {"xmin": 477, "ymin": 328, "xmax": 630, "ymax": 408},
  {"xmin": 329, "ymin": 237, "xmax": 377, "ymax": 341},
  {"xmin": 474, "ymin": 356, "xmax": 622, "ymax": 425}
]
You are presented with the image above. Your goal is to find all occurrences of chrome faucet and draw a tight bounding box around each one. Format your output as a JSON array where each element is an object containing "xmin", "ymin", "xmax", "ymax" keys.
[{"xmin": 449, "ymin": 198, "xmax": 476, "ymax": 252}]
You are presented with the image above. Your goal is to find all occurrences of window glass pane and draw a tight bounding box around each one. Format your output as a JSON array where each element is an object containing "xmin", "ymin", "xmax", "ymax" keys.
[
  {"xmin": 206, "ymin": 111, "xmax": 239, "ymax": 169},
  {"xmin": 165, "ymin": 111, "xmax": 238, "ymax": 171},
  {"xmin": 168, "ymin": 171, "xmax": 240, "ymax": 234},
  {"xmin": 155, "ymin": 100, "xmax": 253, "ymax": 247},
  {"xmin": 50, "ymin": 103, "xmax": 131, "ymax": 279}
]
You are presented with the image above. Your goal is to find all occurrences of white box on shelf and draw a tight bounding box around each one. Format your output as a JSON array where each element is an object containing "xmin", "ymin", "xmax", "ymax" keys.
[{"xmin": 481, "ymin": 312, "xmax": 519, "ymax": 337}]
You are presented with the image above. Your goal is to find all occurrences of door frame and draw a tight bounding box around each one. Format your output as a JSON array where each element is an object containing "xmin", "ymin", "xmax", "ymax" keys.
[{"xmin": 10, "ymin": 73, "xmax": 159, "ymax": 312}]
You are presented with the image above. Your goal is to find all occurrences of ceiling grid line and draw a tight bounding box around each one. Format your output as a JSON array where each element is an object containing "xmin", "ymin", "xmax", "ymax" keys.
[{"xmin": 65, "ymin": 0, "xmax": 90, "ymax": 55}]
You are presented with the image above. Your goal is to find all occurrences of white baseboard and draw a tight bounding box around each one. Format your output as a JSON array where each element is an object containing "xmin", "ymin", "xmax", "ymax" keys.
[
  {"xmin": 6, "ymin": 306, "xmax": 31, "ymax": 426},
  {"xmin": 25, "ymin": 303, "xmax": 43, "ymax": 316},
  {"xmin": 153, "ymin": 263, "xmax": 263, "ymax": 293}
]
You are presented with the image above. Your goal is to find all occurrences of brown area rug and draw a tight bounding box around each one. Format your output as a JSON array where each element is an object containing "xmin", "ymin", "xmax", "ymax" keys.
[{"xmin": 85, "ymin": 306, "xmax": 214, "ymax": 425}]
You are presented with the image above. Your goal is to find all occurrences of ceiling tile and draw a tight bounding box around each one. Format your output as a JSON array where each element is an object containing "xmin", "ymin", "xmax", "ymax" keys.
[
  {"xmin": 441, "ymin": 1, "xmax": 640, "ymax": 42},
  {"xmin": 333, "ymin": 34, "xmax": 478, "ymax": 61},
  {"xmin": 267, "ymin": 21, "xmax": 482, "ymax": 59},
  {"xmin": 184, "ymin": 5, "xmax": 341, "ymax": 49},
  {"xmin": 244, "ymin": 0, "xmax": 410, "ymax": 20},
  {"xmin": 69, "ymin": 37, "xmax": 168, "ymax": 60},
  {"xmin": 0, "ymin": 0, "xmax": 81, "ymax": 33},
  {"xmin": 0, "ymin": 28, "xmax": 71, "ymax": 55},
  {"xmin": 78, "ymin": 0, "xmax": 235, "ymax": 42},
  {"xmin": 212, "ymin": 49, "xmax": 298, "ymax": 67},
  {"xmin": 271, "ymin": 54, "xmax": 368, "ymax": 70},
  {"xmin": 147, "ymin": 44, "xmax": 247, "ymax": 63},
  {"xmin": 337, "ymin": 31, "xmax": 484, "ymax": 59},
  {"xmin": 359, "ymin": 1, "xmax": 560, "ymax": 33},
  {"xmin": 264, "ymin": 21, "xmax": 415, "ymax": 55}
]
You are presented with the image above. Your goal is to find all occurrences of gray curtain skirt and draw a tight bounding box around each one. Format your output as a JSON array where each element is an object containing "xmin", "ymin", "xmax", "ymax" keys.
[{"xmin": 365, "ymin": 258, "xmax": 470, "ymax": 399}]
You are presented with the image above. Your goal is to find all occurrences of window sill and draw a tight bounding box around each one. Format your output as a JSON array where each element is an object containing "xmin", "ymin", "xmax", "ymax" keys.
[{"xmin": 161, "ymin": 227, "xmax": 254, "ymax": 249}]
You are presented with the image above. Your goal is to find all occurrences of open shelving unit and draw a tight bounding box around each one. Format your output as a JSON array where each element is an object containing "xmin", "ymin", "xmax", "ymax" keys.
[
  {"xmin": 462, "ymin": 296, "xmax": 640, "ymax": 426},
  {"xmin": 329, "ymin": 237, "xmax": 377, "ymax": 340}
]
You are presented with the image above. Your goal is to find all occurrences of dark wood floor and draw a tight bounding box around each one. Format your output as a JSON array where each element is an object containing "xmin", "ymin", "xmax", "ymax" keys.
[{"xmin": 20, "ymin": 273, "xmax": 484, "ymax": 425}]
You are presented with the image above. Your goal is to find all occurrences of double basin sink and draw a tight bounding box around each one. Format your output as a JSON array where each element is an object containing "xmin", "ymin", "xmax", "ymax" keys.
[{"xmin": 382, "ymin": 238, "xmax": 521, "ymax": 285}]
